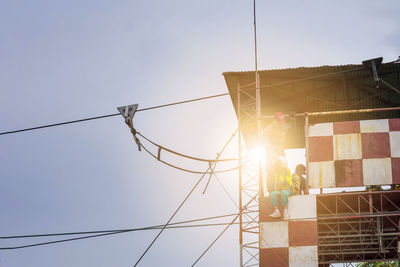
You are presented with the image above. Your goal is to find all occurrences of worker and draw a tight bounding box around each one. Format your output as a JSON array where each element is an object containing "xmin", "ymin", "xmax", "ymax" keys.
[
  {"xmin": 366, "ymin": 185, "xmax": 383, "ymax": 191},
  {"xmin": 268, "ymin": 157, "xmax": 293, "ymax": 220},
  {"xmin": 391, "ymin": 184, "xmax": 400, "ymax": 190},
  {"xmin": 263, "ymin": 112, "xmax": 289, "ymax": 157},
  {"xmin": 291, "ymin": 164, "xmax": 308, "ymax": 195}
]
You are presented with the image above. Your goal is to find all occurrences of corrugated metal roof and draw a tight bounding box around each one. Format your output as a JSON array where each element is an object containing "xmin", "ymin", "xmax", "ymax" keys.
[
  {"xmin": 223, "ymin": 62, "xmax": 400, "ymax": 76},
  {"xmin": 224, "ymin": 60, "xmax": 400, "ymax": 149}
]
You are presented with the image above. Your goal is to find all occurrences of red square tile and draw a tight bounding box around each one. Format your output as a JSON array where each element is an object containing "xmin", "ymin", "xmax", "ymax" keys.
[
  {"xmin": 333, "ymin": 121, "xmax": 360, "ymax": 134},
  {"xmin": 259, "ymin": 196, "xmax": 276, "ymax": 222},
  {"xmin": 260, "ymin": 247, "xmax": 289, "ymax": 267},
  {"xmin": 288, "ymin": 220, "xmax": 318, "ymax": 246},
  {"xmin": 309, "ymin": 136, "xmax": 333, "ymax": 162},
  {"xmin": 389, "ymin": 118, "xmax": 400, "ymax": 131},
  {"xmin": 334, "ymin": 159, "xmax": 363, "ymax": 187},
  {"xmin": 392, "ymin": 158, "xmax": 400, "ymax": 184},
  {"xmin": 361, "ymin": 133, "xmax": 390, "ymax": 159}
]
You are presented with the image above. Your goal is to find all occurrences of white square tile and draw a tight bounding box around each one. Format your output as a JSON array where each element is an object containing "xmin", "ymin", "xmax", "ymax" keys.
[
  {"xmin": 289, "ymin": 246, "xmax": 318, "ymax": 267},
  {"xmin": 360, "ymin": 119, "xmax": 389, "ymax": 133},
  {"xmin": 390, "ymin": 131, "xmax": 400, "ymax": 157},
  {"xmin": 363, "ymin": 158, "xmax": 392, "ymax": 185},
  {"xmin": 260, "ymin": 221, "xmax": 288, "ymax": 248},
  {"xmin": 288, "ymin": 195, "xmax": 316, "ymax": 220},
  {"xmin": 308, "ymin": 123, "xmax": 333, "ymax": 137},
  {"xmin": 308, "ymin": 161, "xmax": 335, "ymax": 188},
  {"xmin": 333, "ymin": 133, "xmax": 362, "ymax": 160}
]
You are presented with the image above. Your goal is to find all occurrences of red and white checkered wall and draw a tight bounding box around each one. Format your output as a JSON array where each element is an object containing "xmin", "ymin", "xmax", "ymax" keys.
[
  {"xmin": 259, "ymin": 118, "xmax": 400, "ymax": 266},
  {"xmin": 308, "ymin": 118, "xmax": 400, "ymax": 188},
  {"xmin": 260, "ymin": 195, "xmax": 318, "ymax": 267}
]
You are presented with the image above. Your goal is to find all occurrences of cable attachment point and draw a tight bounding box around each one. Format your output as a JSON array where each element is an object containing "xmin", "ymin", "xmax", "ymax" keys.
[
  {"xmin": 362, "ymin": 57, "xmax": 383, "ymax": 88},
  {"xmin": 117, "ymin": 104, "xmax": 138, "ymax": 124},
  {"xmin": 202, "ymin": 161, "xmax": 215, "ymax": 195},
  {"xmin": 117, "ymin": 104, "xmax": 141, "ymax": 151}
]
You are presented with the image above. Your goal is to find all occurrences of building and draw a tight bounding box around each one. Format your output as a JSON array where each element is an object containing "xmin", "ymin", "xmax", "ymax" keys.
[{"xmin": 224, "ymin": 58, "xmax": 400, "ymax": 266}]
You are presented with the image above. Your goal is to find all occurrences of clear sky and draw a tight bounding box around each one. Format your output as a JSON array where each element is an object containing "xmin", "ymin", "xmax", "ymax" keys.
[{"xmin": 1, "ymin": 1, "xmax": 399, "ymax": 266}]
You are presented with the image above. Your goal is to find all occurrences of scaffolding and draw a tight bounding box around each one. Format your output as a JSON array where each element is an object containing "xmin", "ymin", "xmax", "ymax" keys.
[
  {"xmin": 237, "ymin": 97, "xmax": 400, "ymax": 266},
  {"xmin": 237, "ymin": 78, "xmax": 262, "ymax": 267},
  {"xmin": 229, "ymin": 60, "xmax": 400, "ymax": 267},
  {"xmin": 317, "ymin": 190, "xmax": 400, "ymax": 265}
]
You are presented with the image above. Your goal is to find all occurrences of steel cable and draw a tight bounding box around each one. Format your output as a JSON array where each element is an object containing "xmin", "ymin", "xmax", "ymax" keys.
[
  {"xmin": 136, "ymin": 131, "xmax": 242, "ymax": 162},
  {"xmin": 132, "ymin": 130, "xmax": 238, "ymax": 266},
  {"xmin": 0, "ymin": 212, "xmax": 257, "ymax": 250},
  {"xmin": 0, "ymin": 64, "xmax": 379, "ymax": 137}
]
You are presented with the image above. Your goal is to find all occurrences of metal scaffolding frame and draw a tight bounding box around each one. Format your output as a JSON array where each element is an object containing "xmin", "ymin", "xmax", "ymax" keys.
[
  {"xmin": 317, "ymin": 191, "xmax": 400, "ymax": 265},
  {"xmin": 237, "ymin": 93, "xmax": 400, "ymax": 266},
  {"xmin": 232, "ymin": 63, "xmax": 400, "ymax": 266},
  {"xmin": 238, "ymin": 79, "xmax": 261, "ymax": 267}
]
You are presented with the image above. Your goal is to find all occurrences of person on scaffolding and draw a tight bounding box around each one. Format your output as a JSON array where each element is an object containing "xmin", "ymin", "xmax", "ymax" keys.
[
  {"xmin": 263, "ymin": 112, "xmax": 289, "ymax": 157},
  {"xmin": 263, "ymin": 111, "xmax": 293, "ymax": 219},
  {"xmin": 291, "ymin": 164, "xmax": 308, "ymax": 195},
  {"xmin": 268, "ymin": 157, "xmax": 293, "ymax": 219}
]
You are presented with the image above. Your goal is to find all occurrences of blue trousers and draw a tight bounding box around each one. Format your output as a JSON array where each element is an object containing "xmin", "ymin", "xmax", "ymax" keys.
[{"xmin": 270, "ymin": 190, "xmax": 291, "ymax": 207}]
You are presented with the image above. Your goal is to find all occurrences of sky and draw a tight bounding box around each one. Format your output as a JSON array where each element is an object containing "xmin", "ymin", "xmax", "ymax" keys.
[{"xmin": 1, "ymin": 0, "xmax": 399, "ymax": 266}]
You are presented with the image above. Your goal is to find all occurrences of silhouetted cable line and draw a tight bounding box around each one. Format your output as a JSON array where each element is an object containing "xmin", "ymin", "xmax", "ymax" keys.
[
  {"xmin": 1, "ymin": 231, "xmax": 127, "ymax": 250},
  {"xmin": 136, "ymin": 131, "xmax": 242, "ymax": 162},
  {"xmin": 136, "ymin": 93, "xmax": 229, "ymax": 112},
  {"xmin": 0, "ymin": 93, "xmax": 229, "ymax": 136},
  {"xmin": 1, "ymin": 211, "xmax": 253, "ymax": 240},
  {"xmin": 0, "ymin": 113, "xmax": 120, "ymax": 136},
  {"xmin": 192, "ymin": 213, "xmax": 240, "ymax": 266},
  {"xmin": 0, "ymin": 221, "xmax": 253, "ymax": 250},
  {"xmin": 138, "ymin": 133, "xmax": 249, "ymax": 175},
  {"xmin": 132, "ymin": 130, "xmax": 238, "ymax": 267},
  {"xmin": 0, "ymin": 63, "xmax": 378, "ymax": 137}
]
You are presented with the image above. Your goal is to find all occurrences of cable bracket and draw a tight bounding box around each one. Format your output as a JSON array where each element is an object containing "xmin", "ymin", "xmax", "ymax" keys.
[
  {"xmin": 117, "ymin": 104, "xmax": 141, "ymax": 151},
  {"xmin": 362, "ymin": 57, "xmax": 383, "ymax": 88}
]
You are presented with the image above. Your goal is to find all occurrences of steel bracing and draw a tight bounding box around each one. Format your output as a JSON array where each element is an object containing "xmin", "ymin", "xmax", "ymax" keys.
[
  {"xmin": 230, "ymin": 65, "xmax": 400, "ymax": 267},
  {"xmin": 317, "ymin": 190, "xmax": 400, "ymax": 265},
  {"xmin": 238, "ymin": 79, "xmax": 261, "ymax": 267}
]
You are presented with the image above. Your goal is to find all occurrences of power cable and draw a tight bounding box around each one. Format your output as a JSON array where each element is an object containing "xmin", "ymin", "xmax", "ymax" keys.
[
  {"xmin": 0, "ymin": 211, "xmax": 248, "ymax": 240},
  {"xmin": 0, "ymin": 222, "xmax": 255, "ymax": 250},
  {"xmin": 139, "ymin": 141, "xmax": 246, "ymax": 175},
  {"xmin": 135, "ymin": 93, "xmax": 229, "ymax": 112},
  {"xmin": 132, "ymin": 130, "xmax": 238, "ymax": 266},
  {"xmin": 201, "ymin": 161, "xmax": 218, "ymax": 194},
  {"xmin": 0, "ymin": 63, "xmax": 382, "ymax": 137},
  {"xmin": 0, "ymin": 213, "xmax": 256, "ymax": 250},
  {"xmin": 137, "ymin": 130, "xmax": 249, "ymax": 175},
  {"xmin": 0, "ymin": 93, "xmax": 229, "ymax": 136},
  {"xmin": 212, "ymin": 173, "xmax": 239, "ymax": 208},
  {"xmin": 136, "ymin": 132, "xmax": 241, "ymax": 162},
  {"xmin": 0, "ymin": 113, "xmax": 120, "ymax": 136},
  {"xmin": 1, "ymin": 230, "xmax": 128, "ymax": 250},
  {"xmin": 191, "ymin": 213, "xmax": 240, "ymax": 266}
]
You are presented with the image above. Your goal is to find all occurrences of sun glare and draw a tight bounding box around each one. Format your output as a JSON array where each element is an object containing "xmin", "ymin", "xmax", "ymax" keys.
[
  {"xmin": 250, "ymin": 146, "xmax": 267, "ymax": 163},
  {"xmin": 284, "ymin": 148, "xmax": 306, "ymax": 173}
]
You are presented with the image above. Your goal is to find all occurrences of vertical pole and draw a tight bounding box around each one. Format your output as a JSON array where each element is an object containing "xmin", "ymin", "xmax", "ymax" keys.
[
  {"xmin": 237, "ymin": 80, "xmax": 243, "ymax": 267},
  {"xmin": 305, "ymin": 112, "xmax": 310, "ymax": 191},
  {"xmin": 253, "ymin": 0, "xmax": 261, "ymax": 153},
  {"xmin": 368, "ymin": 193, "xmax": 373, "ymax": 214},
  {"xmin": 398, "ymin": 220, "xmax": 400, "ymax": 264},
  {"xmin": 256, "ymin": 72, "xmax": 262, "ymax": 254},
  {"xmin": 253, "ymin": 0, "xmax": 262, "ymax": 253},
  {"xmin": 256, "ymin": 70, "xmax": 262, "ymax": 191}
]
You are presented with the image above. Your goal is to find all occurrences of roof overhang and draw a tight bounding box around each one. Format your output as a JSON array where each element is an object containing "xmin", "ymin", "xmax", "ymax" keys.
[{"xmin": 223, "ymin": 59, "xmax": 400, "ymax": 148}]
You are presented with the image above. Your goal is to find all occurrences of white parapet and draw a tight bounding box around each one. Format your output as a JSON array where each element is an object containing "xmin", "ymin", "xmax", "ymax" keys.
[{"xmin": 288, "ymin": 194, "xmax": 317, "ymax": 220}]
